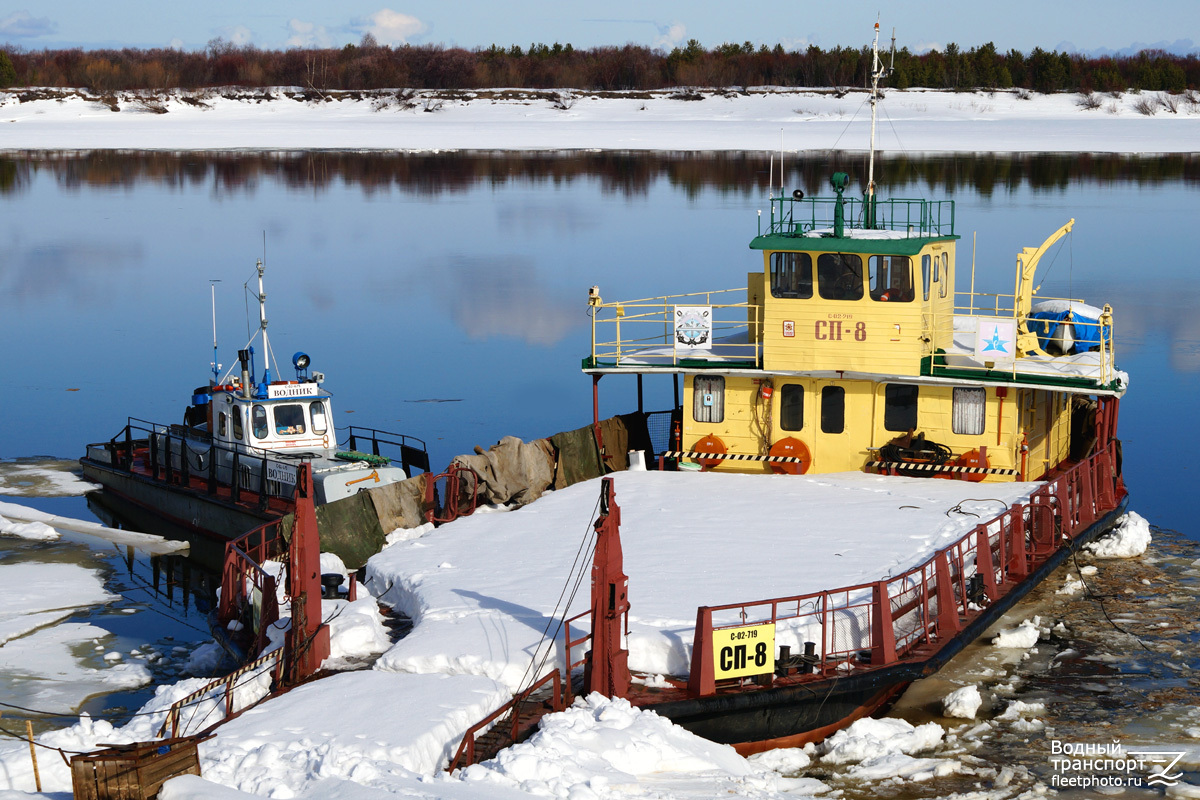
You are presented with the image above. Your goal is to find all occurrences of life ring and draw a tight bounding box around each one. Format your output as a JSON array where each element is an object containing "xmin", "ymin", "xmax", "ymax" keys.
[
  {"xmin": 692, "ymin": 435, "xmax": 726, "ymax": 471},
  {"xmin": 954, "ymin": 449, "xmax": 989, "ymax": 483},
  {"xmin": 769, "ymin": 437, "xmax": 811, "ymax": 475}
]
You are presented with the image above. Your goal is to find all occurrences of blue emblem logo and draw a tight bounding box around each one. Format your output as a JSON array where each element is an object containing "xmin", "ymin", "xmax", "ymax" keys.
[{"xmin": 982, "ymin": 325, "xmax": 1010, "ymax": 354}]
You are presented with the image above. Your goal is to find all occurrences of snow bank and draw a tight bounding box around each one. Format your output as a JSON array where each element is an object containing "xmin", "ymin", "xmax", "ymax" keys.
[
  {"xmin": 196, "ymin": 671, "xmax": 511, "ymax": 792},
  {"xmin": 366, "ymin": 471, "xmax": 1041, "ymax": 690},
  {"xmin": 941, "ymin": 685, "xmax": 983, "ymax": 719},
  {"xmin": 3, "ymin": 87, "xmax": 1198, "ymax": 153},
  {"xmin": 0, "ymin": 672, "xmax": 241, "ymax": 793},
  {"xmin": 1085, "ymin": 511, "xmax": 1152, "ymax": 558},
  {"xmin": 162, "ymin": 694, "xmax": 822, "ymax": 799}
]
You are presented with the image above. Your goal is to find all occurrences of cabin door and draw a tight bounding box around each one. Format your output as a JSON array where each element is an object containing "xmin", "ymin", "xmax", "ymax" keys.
[
  {"xmin": 811, "ymin": 379, "xmax": 874, "ymax": 473},
  {"xmin": 772, "ymin": 379, "xmax": 816, "ymax": 472}
]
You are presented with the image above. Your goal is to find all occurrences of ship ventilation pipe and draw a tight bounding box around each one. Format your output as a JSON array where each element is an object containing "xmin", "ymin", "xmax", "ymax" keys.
[
  {"xmin": 238, "ymin": 349, "xmax": 252, "ymax": 399},
  {"xmin": 830, "ymin": 172, "xmax": 849, "ymax": 238}
]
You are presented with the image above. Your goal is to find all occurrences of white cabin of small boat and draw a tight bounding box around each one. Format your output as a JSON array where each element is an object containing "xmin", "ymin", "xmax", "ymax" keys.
[{"xmin": 206, "ymin": 380, "xmax": 335, "ymax": 455}]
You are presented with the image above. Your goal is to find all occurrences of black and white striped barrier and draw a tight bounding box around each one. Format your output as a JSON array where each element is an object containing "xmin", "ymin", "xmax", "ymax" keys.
[
  {"xmin": 868, "ymin": 462, "xmax": 1020, "ymax": 476},
  {"xmin": 660, "ymin": 451, "xmax": 1020, "ymax": 476},
  {"xmin": 661, "ymin": 450, "xmax": 808, "ymax": 464}
]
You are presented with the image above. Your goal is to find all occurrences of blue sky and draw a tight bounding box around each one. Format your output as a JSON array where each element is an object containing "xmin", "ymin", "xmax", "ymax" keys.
[{"xmin": 1, "ymin": 0, "xmax": 1196, "ymax": 54}]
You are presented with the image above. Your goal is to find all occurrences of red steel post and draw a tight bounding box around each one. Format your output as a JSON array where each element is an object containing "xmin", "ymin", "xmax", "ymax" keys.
[
  {"xmin": 975, "ymin": 529, "xmax": 998, "ymax": 601},
  {"xmin": 284, "ymin": 463, "xmax": 330, "ymax": 684},
  {"xmin": 870, "ymin": 581, "xmax": 897, "ymax": 665},
  {"xmin": 586, "ymin": 477, "xmax": 629, "ymax": 698},
  {"xmin": 687, "ymin": 606, "xmax": 716, "ymax": 697},
  {"xmin": 934, "ymin": 551, "xmax": 961, "ymax": 637}
]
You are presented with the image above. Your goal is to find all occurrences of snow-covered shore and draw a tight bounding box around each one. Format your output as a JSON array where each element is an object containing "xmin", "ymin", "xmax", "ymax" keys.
[{"xmin": 3, "ymin": 86, "xmax": 1198, "ymax": 153}]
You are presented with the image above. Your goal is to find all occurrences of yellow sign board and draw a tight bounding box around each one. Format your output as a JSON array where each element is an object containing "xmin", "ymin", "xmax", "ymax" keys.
[{"xmin": 712, "ymin": 623, "xmax": 776, "ymax": 680}]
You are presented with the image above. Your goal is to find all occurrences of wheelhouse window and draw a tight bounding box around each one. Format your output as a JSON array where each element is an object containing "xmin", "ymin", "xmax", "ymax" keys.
[
  {"xmin": 952, "ymin": 388, "xmax": 986, "ymax": 435},
  {"xmin": 273, "ymin": 404, "xmax": 307, "ymax": 436},
  {"xmin": 218, "ymin": 412, "xmax": 227, "ymax": 438},
  {"xmin": 939, "ymin": 253, "xmax": 949, "ymax": 298},
  {"xmin": 868, "ymin": 256, "xmax": 914, "ymax": 302},
  {"xmin": 780, "ymin": 384, "xmax": 804, "ymax": 431},
  {"xmin": 310, "ymin": 402, "xmax": 328, "ymax": 434},
  {"xmin": 817, "ymin": 253, "xmax": 863, "ymax": 301},
  {"xmin": 884, "ymin": 384, "xmax": 919, "ymax": 432},
  {"xmin": 921, "ymin": 255, "xmax": 932, "ymax": 301},
  {"xmin": 693, "ymin": 376, "xmax": 725, "ymax": 424},
  {"xmin": 232, "ymin": 407, "xmax": 244, "ymax": 441},
  {"xmin": 821, "ymin": 386, "xmax": 845, "ymax": 433},
  {"xmin": 770, "ymin": 252, "xmax": 813, "ymax": 299},
  {"xmin": 252, "ymin": 405, "xmax": 268, "ymax": 439}
]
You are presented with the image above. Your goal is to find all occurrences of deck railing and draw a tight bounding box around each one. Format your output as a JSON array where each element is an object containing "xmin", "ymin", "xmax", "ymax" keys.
[
  {"xmin": 156, "ymin": 647, "xmax": 283, "ymax": 739},
  {"xmin": 921, "ymin": 292, "xmax": 1117, "ymax": 388},
  {"xmin": 217, "ymin": 518, "xmax": 286, "ymax": 658},
  {"xmin": 445, "ymin": 669, "xmax": 563, "ymax": 773},
  {"xmin": 587, "ymin": 288, "xmax": 761, "ymax": 369},
  {"xmin": 760, "ymin": 195, "xmax": 955, "ymax": 238},
  {"xmin": 686, "ymin": 438, "xmax": 1125, "ymax": 696},
  {"xmin": 92, "ymin": 418, "xmax": 306, "ymax": 508},
  {"xmin": 340, "ymin": 425, "xmax": 430, "ymax": 475}
]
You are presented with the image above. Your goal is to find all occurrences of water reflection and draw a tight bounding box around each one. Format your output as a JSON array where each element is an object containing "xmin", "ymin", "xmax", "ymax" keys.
[
  {"xmin": 3, "ymin": 150, "xmax": 1200, "ymax": 199},
  {"xmin": 0, "ymin": 149, "xmax": 1196, "ymax": 533}
]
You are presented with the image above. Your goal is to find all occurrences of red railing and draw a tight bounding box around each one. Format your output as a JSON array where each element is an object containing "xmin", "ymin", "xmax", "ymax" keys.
[
  {"xmin": 562, "ymin": 610, "xmax": 592, "ymax": 706},
  {"xmin": 217, "ymin": 519, "xmax": 286, "ymax": 658},
  {"xmin": 687, "ymin": 442, "xmax": 1125, "ymax": 696},
  {"xmin": 424, "ymin": 463, "xmax": 481, "ymax": 525},
  {"xmin": 446, "ymin": 668, "xmax": 563, "ymax": 773},
  {"xmin": 156, "ymin": 648, "xmax": 284, "ymax": 738}
]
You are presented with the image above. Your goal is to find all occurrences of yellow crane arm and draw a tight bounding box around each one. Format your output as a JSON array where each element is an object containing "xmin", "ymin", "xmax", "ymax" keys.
[{"xmin": 1015, "ymin": 218, "xmax": 1074, "ymax": 357}]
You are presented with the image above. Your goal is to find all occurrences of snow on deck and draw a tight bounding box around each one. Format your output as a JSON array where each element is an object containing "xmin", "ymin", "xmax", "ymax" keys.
[
  {"xmin": 2, "ymin": 87, "xmax": 1198, "ymax": 153},
  {"xmin": 366, "ymin": 471, "xmax": 1040, "ymax": 683}
]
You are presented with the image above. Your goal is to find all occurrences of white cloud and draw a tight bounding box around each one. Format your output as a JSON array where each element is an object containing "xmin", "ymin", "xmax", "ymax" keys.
[
  {"xmin": 351, "ymin": 9, "xmax": 426, "ymax": 46},
  {"xmin": 169, "ymin": 37, "xmax": 184, "ymax": 50},
  {"xmin": 214, "ymin": 24, "xmax": 253, "ymax": 47},
  {"xmin": 285, "ymin": 18, "xmax": 333, "ymax": 48},
  {"xmin": 0, "ymin": 10, "xmax": 56, "ymax": 38},
  {"xmin": 911, "ymin": 41, "xmax": 942, "ymax": 55},
  {"xmin": 653, "ymin": 21, "xmax": 685, "ymax": 50},
  {"xmin": 779, "ymin": 35, "xmax": 815, "ymax": 52}
]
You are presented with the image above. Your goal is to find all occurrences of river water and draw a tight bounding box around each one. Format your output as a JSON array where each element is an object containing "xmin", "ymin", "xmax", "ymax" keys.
[{"xmin": 1, "ymin": 150, "xmax": 1197, "ymax": 793}]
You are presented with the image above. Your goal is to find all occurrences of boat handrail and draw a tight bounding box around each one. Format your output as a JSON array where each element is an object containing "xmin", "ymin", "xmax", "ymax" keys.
[
  {"xmin": 95, "ymin": 417, "xmax": 306, "ymax": 506},
  {"xmin": 588, "ymin": 295, "xmax": 762, "ymax": 370},
  {"xmin": 760, "ymin": 195, "xmax": 955, "ymax": 239},
  {"xmin": 684, "ymin": 439, "xmax": 1124, "ymax": 696},
  {"xmin": 339, "ymin": 425, "xmax": 431, "ymax": 475}
]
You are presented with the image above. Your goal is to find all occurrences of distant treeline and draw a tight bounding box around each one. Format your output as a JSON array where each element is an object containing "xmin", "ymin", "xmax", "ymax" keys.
[{"xmin": 0, "ymin": 38, "xmax": 1197, "ymax": 93}]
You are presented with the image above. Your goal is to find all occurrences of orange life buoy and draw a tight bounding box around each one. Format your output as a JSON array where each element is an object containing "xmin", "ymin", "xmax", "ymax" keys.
[
  {"xmin": 692, "ymin": 434, "xmax": 726, "ymax": 471},
  {"xmin": 769, "ymin": 437, "xmax": 812, "ymax": 475}
]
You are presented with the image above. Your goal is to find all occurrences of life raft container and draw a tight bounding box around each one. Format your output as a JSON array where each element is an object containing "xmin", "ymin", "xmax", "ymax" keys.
[
  {"xmin": 692, "ymin": 434, "xmax": 726, "ymax": 471},
  {"xmin": 769, "ymin": 437, "xmax": 811, "ymax": 475}
]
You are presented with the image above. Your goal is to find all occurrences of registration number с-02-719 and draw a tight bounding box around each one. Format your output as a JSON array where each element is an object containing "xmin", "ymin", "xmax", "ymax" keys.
[{"xmin": 711, "ymin": 622, "xmax": 776, "ymax": 680}]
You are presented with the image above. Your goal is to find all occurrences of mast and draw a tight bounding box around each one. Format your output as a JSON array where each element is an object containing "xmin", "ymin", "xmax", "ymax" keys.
[
  {"xmin": 209, "ymin": 279, "xmax": 221, "ymax": 383},
  {"xmin": 255, "ymin": 258, "xmax": 272, "ymax": 384},
  {"xmin": 866, "ymin": 21, "xmax": 895, "ymax": 229}
]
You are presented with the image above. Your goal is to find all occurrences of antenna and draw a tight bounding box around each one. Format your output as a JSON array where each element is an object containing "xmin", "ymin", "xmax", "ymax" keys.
[
  {"xmin": 865, "ymin": 19, "xmax": 893, "ymax": 229},
  {"xmin": 779, "ymin": 128, "xmax": 784, "ymax": 196},
  {"xmin": 209, "ymin": 279, "xmax": 222, "ymax": 382}
]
